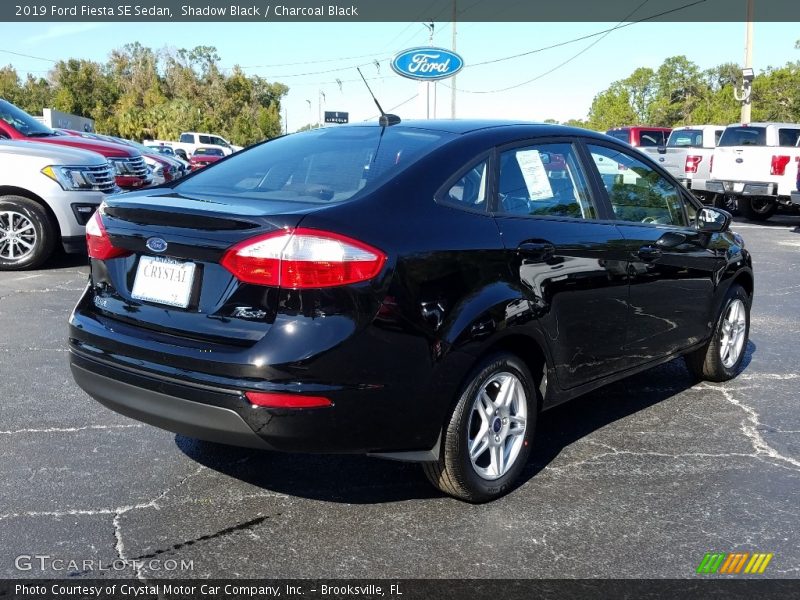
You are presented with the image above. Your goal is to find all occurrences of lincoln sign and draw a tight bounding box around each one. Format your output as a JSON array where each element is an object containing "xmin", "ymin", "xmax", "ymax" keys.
[{"xmin": 390, "ymin": 47, "xmax": 464, "ymax": 81}]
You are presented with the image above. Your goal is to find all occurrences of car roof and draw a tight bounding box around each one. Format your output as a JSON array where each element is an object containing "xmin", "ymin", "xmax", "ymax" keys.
[{"xmin": 331, "ymin": 119, "xmax": 614, "ymax": 141}]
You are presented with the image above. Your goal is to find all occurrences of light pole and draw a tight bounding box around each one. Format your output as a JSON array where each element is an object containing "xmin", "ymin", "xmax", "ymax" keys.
[{"xmin": 735, "ymin": 0, "xmax": 755, "ymax": 124}]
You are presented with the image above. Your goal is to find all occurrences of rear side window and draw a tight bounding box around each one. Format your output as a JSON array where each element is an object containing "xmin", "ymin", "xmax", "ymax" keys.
[
  {"xmin": 718, "ymin": 127, "xmax": 766, "ymax": 146},
  {"xmin": 443, "ymin": 160, "xmax": 488, "ymax": 210},
  {"xmin": 588, "ymin": 144, "xmax": 687, "ymax": 227},
  {"xmin": 497, "ymin": 143, "xmax": 596, "ymax": 219},
  {"xmin": 778, "ymin": 128, "xmax": 800, "ymax": 147},
  {"xmin": 639, "ymin": 130, "xmax": 667, "ymax": 147},
  {"xmin": 668, "ymin": 130, "xmax": 703, "ymax": 147},
  {"xmin": 176, "ymin": 126, "xmax": 455, "ymax": 204}
]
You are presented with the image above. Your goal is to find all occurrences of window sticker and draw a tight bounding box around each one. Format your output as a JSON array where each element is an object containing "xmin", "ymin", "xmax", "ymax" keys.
[{"xmin": 515, "ymin": 150, "xmax": 553, "ymax": 200}]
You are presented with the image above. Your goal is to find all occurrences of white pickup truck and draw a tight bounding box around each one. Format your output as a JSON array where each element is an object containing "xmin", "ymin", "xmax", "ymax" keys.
[
  {"xmin": 143, "ymin": 132, "xmax": 242, "ymax": 160},
  {"xmin": 706, "ymin": 122, "xmax": 800, "ymax": 220},
  {"xmin": 0, "ymin": 140, "xmax": 116, "ymax": 269},
  {"xmin": 641, "ymin": 125, "xmax": 726, "ymax": 206}
]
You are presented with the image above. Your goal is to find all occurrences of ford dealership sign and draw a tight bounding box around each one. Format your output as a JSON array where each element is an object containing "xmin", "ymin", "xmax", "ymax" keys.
[{"xmin": 391, "ymin": 47, "xmax": 464, "ymax": 81}]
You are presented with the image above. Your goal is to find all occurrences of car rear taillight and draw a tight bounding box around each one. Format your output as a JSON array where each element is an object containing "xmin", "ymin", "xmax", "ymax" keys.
[
  {"xmin": 770, "ymin": 155, "xmax": 791, "ymax": 176},
  {"xmin": 796, "ymin": 157, "xmax": 800, "ymax": 187},
  {"xmin": 685, "ymin": 155, "xmax": 703, "ymax": 174},
  {"xmin": 85, "ymin": 210, "xmax": 130, "ymax": 260},
  {"xmin": 221, "ymin": 228, "xmax": 387, "ymax": 289},
  {"xmin": 245, "ymin": 391, "xmax": 332, "ymax": 409}
]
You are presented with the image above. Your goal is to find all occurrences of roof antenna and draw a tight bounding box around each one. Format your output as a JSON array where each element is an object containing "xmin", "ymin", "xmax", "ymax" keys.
[{"xmin": 357, "ymin": 67, "xmax": 401, "ymax": 127}]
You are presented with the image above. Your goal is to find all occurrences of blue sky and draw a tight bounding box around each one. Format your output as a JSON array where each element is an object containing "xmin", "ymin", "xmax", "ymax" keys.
[{"xmin": 1, "ymin": 20, "xmax": 798, "ymax": 132}]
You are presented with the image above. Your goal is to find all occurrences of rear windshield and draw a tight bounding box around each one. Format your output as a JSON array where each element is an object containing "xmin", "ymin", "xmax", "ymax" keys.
[
  {"xmin": 638, "ymin": 130, "xmax": 667, "ymax": 147},
  {"xmin": 718, "ymin": 127, "xmax": 766, "ymax": 146},
  {"xmin": 175, "ymin": 126, "xmax": 455, "ymax": 203},
  {"xmin": 667, "ymin": 129, "xmax": 703, "ymax": 147},
  {"xmin": 606, "ymin": 130, "xmax": 630, "ymax": 143}
]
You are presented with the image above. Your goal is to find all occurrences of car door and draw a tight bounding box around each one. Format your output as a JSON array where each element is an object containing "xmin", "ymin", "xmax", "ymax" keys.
[
  {"xmin": 585, "ymin": 142, "xmax": 724, "ymax": 358},
  {"xmin": 490, "ymin": 140, "xmax": 632, "ymax": 390}
]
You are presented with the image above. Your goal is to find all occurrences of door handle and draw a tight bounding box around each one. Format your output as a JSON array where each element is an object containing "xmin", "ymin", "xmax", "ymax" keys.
[
  {"xmin": 637, "ymin": 245, "xmax": 662, "ymax": 261},
  {"xmin": 518, "ymin": 241, "xmax": 555, "ymax": 262}
]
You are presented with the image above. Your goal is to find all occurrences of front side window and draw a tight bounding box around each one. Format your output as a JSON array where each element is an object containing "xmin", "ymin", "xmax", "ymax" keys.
[
  {"xmin": 497, "ymin": 143, "xmax": 596, "ymax": 219},
  {"xmin": 588, "ymin": 144, "xmax": 687, "ymax": 227},
  {"xmin": 179, "ymin": 133, "xmax": 193, "ymax": 143},
  {"xmin": 199, "ymin": 135, "xmax": 213, "ymax": 144}
]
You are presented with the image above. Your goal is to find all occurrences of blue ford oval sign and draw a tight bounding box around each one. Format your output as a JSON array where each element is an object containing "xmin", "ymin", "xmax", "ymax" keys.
[
  {"xmin": 146, "ymin": 237, "xmax": 168, "ymax": 253},
  {"xmin": 391, "ymin": 47, "xmax": 464, "ymax": 81}
]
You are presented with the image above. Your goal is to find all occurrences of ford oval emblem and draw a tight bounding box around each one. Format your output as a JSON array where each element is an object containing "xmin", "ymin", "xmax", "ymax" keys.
[
  {"xmin": 736, "ymin": 158, "xmax": 744, "ymax": 163},
  {"xmin": 391, "ymin": 47, "xmax": 464, "ymax": 81},
  {"xmin": 146, "ymin": 237, "xmax": 168, "ymax": 253}
]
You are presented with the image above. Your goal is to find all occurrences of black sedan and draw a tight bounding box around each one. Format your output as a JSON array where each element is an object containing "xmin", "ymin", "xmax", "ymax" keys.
[{"xmin": 69, "ymin": 120, "xmax": 753, "ymax": 502}]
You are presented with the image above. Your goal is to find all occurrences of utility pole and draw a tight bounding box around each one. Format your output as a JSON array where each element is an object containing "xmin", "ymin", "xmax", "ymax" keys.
[
  {"xmin": 451, "ymin": 0, "xmax": 457, "ymax": 119},
  {"xmin": 739, "ymin": 0, "xmax": 755, "ymax": 124},
  {"xmin": 424, "ymin": 22, "xmax": 435, "ymax": 119}
]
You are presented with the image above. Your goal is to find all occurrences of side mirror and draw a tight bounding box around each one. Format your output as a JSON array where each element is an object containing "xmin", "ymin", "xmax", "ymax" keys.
[{"xmin": 696, "ymin": 206, "xmax": 731, "ymax": 233}]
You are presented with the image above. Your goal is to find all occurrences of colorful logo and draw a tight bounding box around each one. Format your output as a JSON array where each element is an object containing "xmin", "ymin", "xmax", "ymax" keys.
[
  {"xmin": 391, "ymin": 47, "xmax": 464, "ymax": 81},
  {"xmin": 696, "ymin": 552, "xmax": 774, "ymax": 574}
]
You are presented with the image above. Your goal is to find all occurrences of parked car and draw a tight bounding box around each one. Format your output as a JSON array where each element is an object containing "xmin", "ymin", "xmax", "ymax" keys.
[
  {"xmin": 69, "ymin": 120, "xmax": 753, "ymax": 502},
  {"xmin": 706, "ymin": 122, "xmax": 800, "ymax": 220},
  {"xmin": 605, "ymin": 126, "xmax": 672, "ymax": 148},
  {"xmin": 791, "ymin": 160, "xmax": 800, "ymax": 208},
  {"xmin": 189, "ymin": 146, "xmax": 225, "ymax": 170},
  {"xmin": 0, "ymin": 100, "xmax": 151, "ymax": 191},
  {"xmin": 145, "ymin": 144, "xmax": 191, "ymax": 172},
  {"xmin": 143, "ymin": 131, "xmax": 242, "ymax": 159},
  {"xmin": 640, "ymin": 125, "xmax": 728, "ymax": 208},
  {"xmin": 0, "ymin": 140, "xmax": 116, "ymax": 269},
  {"xmin": 57, "ymin": 129, "xmax": 183, "ymax": 185}
]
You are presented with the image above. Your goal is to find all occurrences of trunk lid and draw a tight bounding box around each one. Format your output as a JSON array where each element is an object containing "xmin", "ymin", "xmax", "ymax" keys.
[{"xmin": 90, "ymin": 189, "xmax": 324, "ymax": 346}]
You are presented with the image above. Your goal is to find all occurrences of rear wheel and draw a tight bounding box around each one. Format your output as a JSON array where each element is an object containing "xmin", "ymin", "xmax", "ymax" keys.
[
  {"xmin": 422, "ymin": 352, "xmax": 537, "ymax": 503},
  {"xmin": 0, "ymin": 196, "xmax": 56, "ymax": 271},
  {"xmin": 736, "ymin": 196, "xmax": 776, "ymax": 221},
  {"xmin": 713, "ymin": 194, "xmax": 738, "ymax": 214},
  {"xmin": 686, "ymin": 284, "xmax": 750, "ymax": 382}
]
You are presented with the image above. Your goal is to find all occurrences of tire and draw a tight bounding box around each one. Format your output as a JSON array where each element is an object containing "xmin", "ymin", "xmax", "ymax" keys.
[
  {"xmin": 685, "ymin": 284, "xmax": 750, "ymax": 382},
  {"xmin": 736, "ymin": 196, "xmax": 776, "ymax": 221},
  {"xmin": 422, "ymin": 352, "xmax": 537, "ymax": 503},
  {"xmin": 0, "ymin": 195, "xmax": 56, "ymax": 270},
  {"xmin": 713, "ymin": 194, "xmax": 738, "ymax": 215}
]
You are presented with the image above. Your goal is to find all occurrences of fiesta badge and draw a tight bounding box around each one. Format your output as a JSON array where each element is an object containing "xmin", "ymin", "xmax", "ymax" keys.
[
  {"xmin": 146, "ymin": 237, "xmax": 168, "ymax": 253},
  {"xmin": 391, "ymin": 47, "xmax": 464, "ymax": 81}
]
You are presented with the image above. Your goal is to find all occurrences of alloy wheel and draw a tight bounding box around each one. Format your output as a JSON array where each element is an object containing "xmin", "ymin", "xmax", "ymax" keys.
[
  {"xmin": 467, "ymin": 372, "xmax": 528, "ymax": 480},
  {"xmin": 0, "ymin": 211, "xmax": 37, "ymax": 261},
  {"xmin": 719, "ymin": 298, "xmax": 747, "ymax": 368}
]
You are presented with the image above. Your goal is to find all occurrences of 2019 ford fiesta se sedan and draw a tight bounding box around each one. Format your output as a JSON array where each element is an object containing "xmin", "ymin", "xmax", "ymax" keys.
[{"xmin": 68, "ymin": 121, "xmax": 753, "ymax": 502}]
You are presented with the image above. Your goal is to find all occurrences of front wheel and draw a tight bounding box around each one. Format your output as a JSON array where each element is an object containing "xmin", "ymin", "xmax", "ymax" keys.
[
  {"xmin": 736, "ymin": 196, "xmax": 776, "ymax": 221},
  {"xmin": 422, "ymin": 352, "xmax": 537, "ymax": 503},
  {"xmin": 686, "ymin": 284, "xmax": 750, "ymax": 382},
  {"xmin": 0, "ymin": 196, "xmax": 56, "ymax": 270}
]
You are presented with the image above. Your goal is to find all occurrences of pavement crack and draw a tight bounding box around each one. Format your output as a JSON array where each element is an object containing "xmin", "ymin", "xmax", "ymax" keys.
[
  {"xmin": 0, "ymin": 424, "xmax": 143, "ymax": 435},
  {"xmin": 697, "ymin": 384, "xmax": 800, "ymax": 471}
]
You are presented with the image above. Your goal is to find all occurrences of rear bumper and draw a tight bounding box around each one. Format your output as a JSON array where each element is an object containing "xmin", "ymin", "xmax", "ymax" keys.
[
  {"xmin": 71, "ymin": 356, "xmax": 271, "ymax": 449},
  {"xmin": 706, "ymin": 180, "xmax": 776, "ymax": 196},
  {"xmin": 790, "ymin": 191, "xmax": 800, "ymax": 206}
]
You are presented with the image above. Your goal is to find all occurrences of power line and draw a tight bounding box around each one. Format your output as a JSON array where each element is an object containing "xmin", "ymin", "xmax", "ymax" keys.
[
  {"xmin": 364, "ymin": 94, "xmax": 420, "ymax": 121},
  {"xmin": 444, "ymin": 0, "xmax": 703, "ymax": 94},
  {"xmin": 0, "ymin": 49, "xmax": 57, "ymax": 63}
]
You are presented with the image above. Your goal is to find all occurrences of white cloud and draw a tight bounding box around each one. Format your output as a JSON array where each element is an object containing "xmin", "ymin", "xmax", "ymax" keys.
[{"xmin": 24, "ymin": 23, "xmax": 105, "ymax": 46}]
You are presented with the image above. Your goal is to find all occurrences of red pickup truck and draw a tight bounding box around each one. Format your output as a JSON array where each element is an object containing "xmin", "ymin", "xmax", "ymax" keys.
[{"xmin": 0, "ymin": 99, "xmax": 151, "ymax": 190}]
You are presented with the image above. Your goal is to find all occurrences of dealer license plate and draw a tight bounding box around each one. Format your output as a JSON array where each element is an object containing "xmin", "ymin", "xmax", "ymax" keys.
[{"xmin": 131, "ymin": 256, "xmax": 196, "ymax": 308}]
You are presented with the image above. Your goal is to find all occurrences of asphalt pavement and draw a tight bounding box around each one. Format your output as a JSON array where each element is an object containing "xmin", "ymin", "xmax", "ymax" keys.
[{"xmin": 1, "ymin": 214, "xmax": 798, "ymax": 579}]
